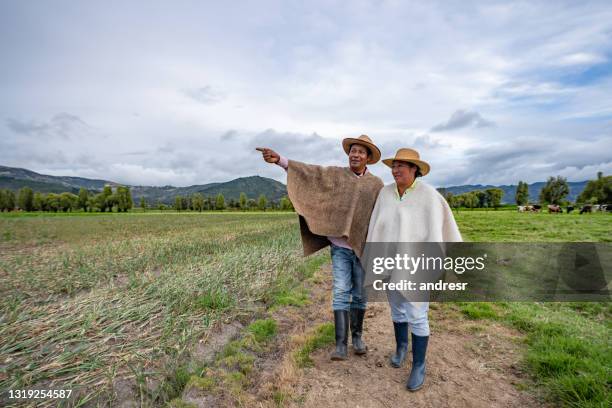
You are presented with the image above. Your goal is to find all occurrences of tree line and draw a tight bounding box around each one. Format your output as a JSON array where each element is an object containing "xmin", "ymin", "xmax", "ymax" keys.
[
  {"xmin": 437, "ymin": 187, "xmax": 505, "ymax": 210},
  {"xmin": 0, "ymin": 186, "xmax": 295, "ymax": 213},
  {"xmin": 526, "ymin": 173, "xmax": 610, "ymax": 206},
  {"xmin": 166, "ymin": 192, "xmax": 294, "ymax": 212},
  {"xmin": 438, "ymin": 173, "xmax": 610, "ymax": 210},
  {"xmin": 0, "ymin": 185, "xmax": 133, "ymax": 212},
  {"xmin": 2, "ymin": 173, "xmax": 607, "ymax": 213}
]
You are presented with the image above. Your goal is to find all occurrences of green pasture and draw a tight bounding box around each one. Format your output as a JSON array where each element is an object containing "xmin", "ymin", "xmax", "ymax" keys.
[
  {"xmin": 454, "ymin": 210, "xmax": 611, "ymax": 242},
  {"xmin": 0, "ymin": 211, "xmax": 610, "ymax": 406}
]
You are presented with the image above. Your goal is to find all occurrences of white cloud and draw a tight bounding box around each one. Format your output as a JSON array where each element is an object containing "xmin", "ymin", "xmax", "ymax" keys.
[
  {"xmin": 558, "ymin": 52, "xmax": 607, "ymax": 66},
  {"xmin": 555, "ymin": 161, "xmax": 612, "ymax": 181}
]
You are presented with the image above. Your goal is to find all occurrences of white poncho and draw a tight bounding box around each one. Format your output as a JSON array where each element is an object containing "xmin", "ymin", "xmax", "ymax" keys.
[
  {"xmin": 366, "ymin": 181, "xmax": 462, "ymax": 243},
  {"xmin": 365, "ymin": 181, "xmax": 463, "ymax": 312}
]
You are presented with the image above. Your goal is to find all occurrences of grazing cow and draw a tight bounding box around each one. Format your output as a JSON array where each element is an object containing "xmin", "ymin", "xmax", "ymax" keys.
[
  {"xmin": 593, "ymin": 204, "xmax": 601, "ymax": 211},
  {"xmin": 548, "ymin": 204, "xmax": 562, "ymax": 213},
  {"xmin": 518, "ymin": 205, "xmax": 526, "ymax": 212},
  {"xmin": 532, "ymin": 204, "xmax": 542, "ymax": 213},
  {"xmin": 580, "ymin": 205, "xmax": 592, "ymax": 214},
  {"xmin": 566, "ymin": 206, "xmax": 574, "ymax": 214},
  {"xmin": 606, "ymin": 205, "xmax": 612, "ymax": 212}
]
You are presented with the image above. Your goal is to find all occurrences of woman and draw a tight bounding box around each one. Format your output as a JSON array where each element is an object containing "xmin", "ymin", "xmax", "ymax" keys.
[{"xmin": 366, "ymin": 148, "xmax": 462, "ymax": 391}]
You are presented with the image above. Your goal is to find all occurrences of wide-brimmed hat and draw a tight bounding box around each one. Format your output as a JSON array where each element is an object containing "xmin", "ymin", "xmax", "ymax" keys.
[
  {"xmin": 382, "ymin": 148, "xmax": 430, "ymax": 176},
  {"xmin": 341, "ymin": 134, "xmax": 381, "ymax": 164}
]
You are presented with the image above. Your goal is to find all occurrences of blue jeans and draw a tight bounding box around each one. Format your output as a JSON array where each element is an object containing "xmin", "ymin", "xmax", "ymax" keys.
[{"xmin": 330, "ymin": 244, "xmax": 367, "ymax": 311}]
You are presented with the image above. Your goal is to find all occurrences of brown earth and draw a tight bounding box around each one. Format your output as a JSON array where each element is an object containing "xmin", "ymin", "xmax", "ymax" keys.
[{"xmin": 181, "ymin": 263, "xmax": 546, "ymax": 408}]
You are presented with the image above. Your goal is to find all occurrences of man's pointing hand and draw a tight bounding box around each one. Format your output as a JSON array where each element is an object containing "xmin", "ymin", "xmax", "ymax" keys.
[{"xmin": 256, "ymin": 147, "xmax": 280, "ymax": 164}]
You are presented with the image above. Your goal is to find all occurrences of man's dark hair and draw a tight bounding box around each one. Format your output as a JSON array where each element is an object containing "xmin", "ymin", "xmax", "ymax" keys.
[{"xmin": 349, "ymin": 143, "xmax": 372, "ymax": 158}]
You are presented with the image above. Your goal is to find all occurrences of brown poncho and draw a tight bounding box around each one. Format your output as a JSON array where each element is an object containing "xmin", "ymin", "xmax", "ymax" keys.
[{"xmin": 287, "ymin": 160, "xmax": 384, "ymax": 258}]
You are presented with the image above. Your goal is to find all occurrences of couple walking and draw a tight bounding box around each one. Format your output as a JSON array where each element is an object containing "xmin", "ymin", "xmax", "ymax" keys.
[{"xmin": 257, "ymin": 134, "xmax": 461, "ymax": 392}]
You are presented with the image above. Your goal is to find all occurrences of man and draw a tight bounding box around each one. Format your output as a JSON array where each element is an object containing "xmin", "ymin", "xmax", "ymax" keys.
[{"xmin": 256, "ymin": 135, "xmax": 383, "ymax": 360}]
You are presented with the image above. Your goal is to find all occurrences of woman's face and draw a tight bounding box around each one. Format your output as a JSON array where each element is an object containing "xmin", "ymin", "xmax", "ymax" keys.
[{"xmin": 391, "ymin": 160, "xmax": 417, "ymax": 186}]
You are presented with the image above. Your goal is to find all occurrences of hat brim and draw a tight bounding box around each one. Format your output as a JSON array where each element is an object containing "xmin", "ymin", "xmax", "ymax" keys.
[
  {"xmin": 382, "ymin": 158, "xmax": 430, "ymax": 176},
  {"xmin": 342, "ymin": 138, "xmax": 381, "ymax": 164}
]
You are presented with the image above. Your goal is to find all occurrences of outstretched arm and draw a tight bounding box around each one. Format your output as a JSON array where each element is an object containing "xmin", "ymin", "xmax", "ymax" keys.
[
  {"xmin": 256, "ymin": 147, "xmax": 280, "ymax": 164},
  {"xmin": 256, "ymin": 147, "xmax": 288, "ymax": 170}
]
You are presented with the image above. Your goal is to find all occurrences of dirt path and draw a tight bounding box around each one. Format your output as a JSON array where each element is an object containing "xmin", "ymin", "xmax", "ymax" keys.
[
  {"xmin": 288, "ymin": 303, "xmax": 539, "ymax": 408},
  {"xmin": 180, "ymin": 264, "xmax": 544, "ymax": 407}
]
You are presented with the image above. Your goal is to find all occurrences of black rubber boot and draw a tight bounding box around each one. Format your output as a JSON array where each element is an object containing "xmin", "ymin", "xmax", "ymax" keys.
[
  {"xmin": 390, "ymin": 322, "xmax": 408, "ymax": 368},
  {"xmin": 330, "ymin": 310, "xmax": 349, "ymax": 361},
  {"xmin": 350, "ymin": 308, "xmax": 367, "ymax": 355},
  {"xmin": 406, "ymin": 333, "xmax": 429, "ymax": 391}
]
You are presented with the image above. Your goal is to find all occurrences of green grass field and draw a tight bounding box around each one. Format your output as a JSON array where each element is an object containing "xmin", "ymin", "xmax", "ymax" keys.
[{"xmin": 0, "ymin": 211, "xmax": 610, "ymax": 406}]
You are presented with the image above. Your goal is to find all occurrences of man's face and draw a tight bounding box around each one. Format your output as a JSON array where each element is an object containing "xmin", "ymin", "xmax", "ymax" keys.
[
  {"xmin": 348, "ymin": 144, "xmax": 370, "ymax": 172},
  {"xmin": 391, "ymin": 160, "xmax": 417, "ymax": 186}
]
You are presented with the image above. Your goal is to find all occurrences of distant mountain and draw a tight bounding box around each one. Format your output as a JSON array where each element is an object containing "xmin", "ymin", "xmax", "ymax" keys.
[
  {"xmin": 0, "ymin": 164, "xmax": 592, "ymax": 204},
  {"xmin": 0, "ymin": 165, "xmax": 117, "ymax": 194},
  {"xmin": 440, "ymin": 181, "xmax": 589, "ymax": 204},
  {"xmin": 130, "ymin": 176, "xmax": 287, "ymax": 204},
  {"xmin": 0, "ymin": 165, "xmax": 288, "ymax": 204}
]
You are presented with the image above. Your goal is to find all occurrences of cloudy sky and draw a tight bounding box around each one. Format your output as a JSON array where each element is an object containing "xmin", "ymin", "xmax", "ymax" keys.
[{"xmin": 1, "ymin": 0, "xmax": 611, "ymax": 187}]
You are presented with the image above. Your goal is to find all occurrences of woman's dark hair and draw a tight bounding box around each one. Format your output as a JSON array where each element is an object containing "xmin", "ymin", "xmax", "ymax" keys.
[{"xmin": 407, "ymin": 162, "xmax": 423, "ymax": 177}]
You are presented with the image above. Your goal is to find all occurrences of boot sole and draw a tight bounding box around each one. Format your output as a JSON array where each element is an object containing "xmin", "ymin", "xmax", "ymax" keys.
[
  {"xmin": 353, "ymin": 347, "xmax": 367, "ymax": 355},
  {"xmin": 407, "ymin": 383, "xmax": 424, "ymax": 392},
  {"xmin": 330, "ymin": 355, "xmax": 348, "ymax": 361}
]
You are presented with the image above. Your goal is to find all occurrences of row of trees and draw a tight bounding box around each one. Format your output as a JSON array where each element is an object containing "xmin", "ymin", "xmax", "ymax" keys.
[
  {"xmin": 165, "ymin": 192, "xmax": 294, "ymax": 212},
  {"xmin": 439, "ymin": 188, "xmax": 505, "ymax": 210},
  {"xmin": 440, "ymin": 178, "xmax": 561, "ymax": 210},
  {"xmin": 439, "ymin": 173, "xmax": 610, "ymax": 210},
  {"xmin": 2, "ymin": 173, "xmax": 607, "ymax": 212},
  {"xmin": 0, "ymin": 186, "xmax": 133, "ymax": 212},
  {"xmin": 522, "ymin": 173, "xmax": 610, "ymax": 206},
  {"xmin": 1, "ymin": 186, "xmax": 295, "ymax": 213}
]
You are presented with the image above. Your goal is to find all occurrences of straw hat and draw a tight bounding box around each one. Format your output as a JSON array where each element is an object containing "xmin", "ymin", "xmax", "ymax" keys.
[
  {"xmin": 382, "ymin": 148, "xmax": 431, "ymax": 176},
  {"xmin": 341, "ymin": 134, "xmax": 381, "ymax": 164}
]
